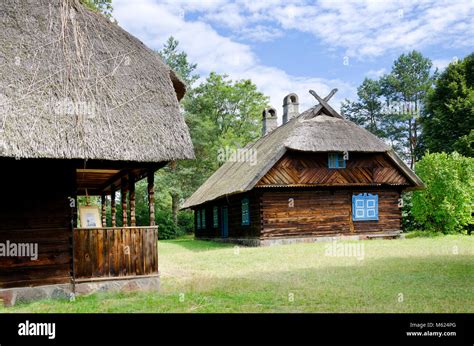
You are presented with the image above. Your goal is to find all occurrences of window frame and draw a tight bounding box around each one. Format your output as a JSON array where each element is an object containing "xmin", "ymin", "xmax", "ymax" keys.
[
  {"xmin": 352, "ymin": 193, "xmax": 379, "ymax": 221},
  {"xmin": 328, "ymin": 153, "xmax": 346, "ymax": 169},
  {"xmin": 241, "ymin": 198, "xmax": 250, "ymax": 226},
  {"xmin": 201, "ymin": 208, "xmax": 206, "ymax": 229},
  {"xmin": 213, "ymin": 206, "xmax": 219, "ymax": 228}
]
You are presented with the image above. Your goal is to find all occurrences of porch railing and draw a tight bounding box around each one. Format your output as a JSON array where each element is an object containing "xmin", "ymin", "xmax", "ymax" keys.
[{"xmin": 73, "ymin": 226, "xmax": 158, "ymax": 280}]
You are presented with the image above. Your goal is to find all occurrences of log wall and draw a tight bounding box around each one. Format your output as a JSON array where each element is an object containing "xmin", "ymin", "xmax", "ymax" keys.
[
  {"xmin": 0, "ymin": 159, "xmax": 75, "ymax": 288},
  {"xmin": 194, "ymin": 192, "xmax": 261, "ymax": 239},
  {"xmin": 260, "ymin": 188, "xmax": 402, "ymax": 238}
]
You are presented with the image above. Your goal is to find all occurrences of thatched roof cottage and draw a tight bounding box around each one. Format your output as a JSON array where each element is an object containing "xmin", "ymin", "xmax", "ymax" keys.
[
  {"xmin": 183, "ymin": 90, "xmax": 423, "ymax": 246},
  {"xmin": 0, "ymin": 0, "xmax": 193, "ymax": 305}
]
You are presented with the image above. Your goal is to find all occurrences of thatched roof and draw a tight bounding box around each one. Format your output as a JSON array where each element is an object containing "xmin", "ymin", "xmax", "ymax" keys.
[
  {"xmin": 182, "ymin": 92, "xmax": 423, "ymax": 209},
  {"xmin": 0, "ymin": 0, "xmax": 194, "ymax": 162}
]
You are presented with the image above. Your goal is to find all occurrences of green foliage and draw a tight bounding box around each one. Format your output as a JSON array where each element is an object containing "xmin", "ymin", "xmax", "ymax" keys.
[
  {"xmin": 401, "ymin": 192, "xmax": 423, "ymax": 232},
  {"xmin": 155, "ymin": 38, "xmax": 269, "ymax": 239},
  {"xmin": 412, "ymin": 152, "xmax": 473, "ymax": 233},
  {"xmin": 404, "ymin": 230, "xmax": 444, "ymax": 238},
  {"xmin": 80, "ymin": 0, "xmax": 114, "ymax": 19},
  {"xmin": 341, "ymin": 78, "xmax": 384, "ymax": 135},
  {"xmin": 380, "ymin": 51, "xmax": 435, "ymax": 166},
  {"xmin": 158, "ymin": 37, "xmax": 199, "ymax": 87},
  {"xmin": 342, "ymin": 51, "xmax": 435, "ymax": 167},
  {"xmin": 422, "ymin": 54, "xmax": 474, "ymax": 157},
  {"xmin": 184, "ymin": 72, "xmax": 269, "ymax": 175}
]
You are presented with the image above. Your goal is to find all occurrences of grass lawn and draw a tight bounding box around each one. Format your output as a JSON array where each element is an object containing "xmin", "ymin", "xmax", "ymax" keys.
[{"xmin": 1, "ymin": 235, "xmax": 473, "ymax": 313}]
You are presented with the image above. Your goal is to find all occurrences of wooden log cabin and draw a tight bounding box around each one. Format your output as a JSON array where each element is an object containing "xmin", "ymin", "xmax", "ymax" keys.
[
  {"xmin": 0, "ymin": 0, "xmax": 193, "ymax": 305},
  {"xmin": 182, "ymin": 90, "xmax": 423, "ymax": 246}
]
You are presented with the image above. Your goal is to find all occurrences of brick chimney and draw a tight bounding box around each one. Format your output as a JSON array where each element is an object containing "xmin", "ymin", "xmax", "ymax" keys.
[
  {"xmin": 282, "ymin": 93, "xmax": 299, "ymax": 124},
  {"xmin": 262, "ymin": 107, "xmax": 278, "ymax": 136}
]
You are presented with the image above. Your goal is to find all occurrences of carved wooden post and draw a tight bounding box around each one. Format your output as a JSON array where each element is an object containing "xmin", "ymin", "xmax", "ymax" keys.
[
  {"xmin": 121, "ymin": 177, "xmax": 128, "ymax": 227},
  {"xmin": 111, "ymin": 184, "xmax": 116, "ymax": 227},
  {"xmin": 101, "ymin": 194, "xmax": 107, "ymax": 227},
  {"xmin": 147, "ymin": 171, "xmax": 155, "ymax": 226},
  {"xmin": 129, "ymin": 173, "xmax": 136, "ymax": 227}
]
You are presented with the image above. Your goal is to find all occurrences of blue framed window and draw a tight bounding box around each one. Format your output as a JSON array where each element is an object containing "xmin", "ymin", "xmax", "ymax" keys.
[
  {"xmin": 241, "ymin": 198, "xmax": 250, "ymax": 226},
  {"xmin": 196, "ymin": 209, "xmax": 201, "ymax": 230},
  {"xmin": 352, "ymin": 193, "xmax": 378, "ymax": 221},
  {"xmin": 201, "ymin": 209, "xmax": 206, "ymax": 228},
  {"xmin": 328, "ymin": 153, "xmax": 346, "ymax": 168},
  {"xmin": 213, "ymin": 206, "xmax": 219, "ymax": 228}
]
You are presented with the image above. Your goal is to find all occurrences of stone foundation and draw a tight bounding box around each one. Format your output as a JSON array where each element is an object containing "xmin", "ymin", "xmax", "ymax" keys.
[
  {"xmin": 198, "ymin": 232, "xmax": 401, "ymax": 247},
  {"xmin": 0, "ymin": 275, "xmax": 160, "ymax": 307}
]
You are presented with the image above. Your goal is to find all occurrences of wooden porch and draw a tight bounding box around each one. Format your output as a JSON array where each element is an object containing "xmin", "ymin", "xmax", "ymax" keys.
[
  {"xmin": 74, "ymin": 164, "xmax": 160, "ymax": 282},
  {"xmin": 73, "ymin": 226, "xmax": 158, "ymax": 280}
]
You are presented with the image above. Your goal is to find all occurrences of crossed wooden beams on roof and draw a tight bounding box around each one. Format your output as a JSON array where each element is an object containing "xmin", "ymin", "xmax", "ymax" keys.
[{"xmin": 307, "ymin": 88, "xmax": 343, "ymax": 119}]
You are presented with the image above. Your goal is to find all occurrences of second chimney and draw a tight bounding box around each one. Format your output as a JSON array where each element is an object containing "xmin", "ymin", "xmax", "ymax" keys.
[
  {"xmin": 262, "ymin": 107, "xmax": 278, "ymax": 136},
  {"xmin": 283, "ymin": 93, "xmax": 299, "ymax": 124}
]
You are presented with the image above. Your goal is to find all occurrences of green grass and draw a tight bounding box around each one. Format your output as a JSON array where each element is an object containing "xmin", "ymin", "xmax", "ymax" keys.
[{"xmin": 1, "ymin": 235, "xmax": 473, "ymax": 313}]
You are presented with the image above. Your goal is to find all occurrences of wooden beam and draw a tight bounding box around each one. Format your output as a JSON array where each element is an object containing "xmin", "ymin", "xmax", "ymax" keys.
[
  {"xmin": 309, "ymin": 89, "xmax": 343, "ymax": 119},
  {"xmin": 111, "ymin": 185, "xmax": 116, "ymax": 227},
  {"xmin": 121, "ymin": 177, "xmax": 128, "ymax": 226},
  {"xmin": 129, "ymin": 173, "xmax": 136, "ymax": 227},
  {"xmin": 101, "ymin": 194, "xmax": 107, "ymax": 228},
  {"xmin": 147, "ymin": 171, "xmax": 155, "ymax": 226}
]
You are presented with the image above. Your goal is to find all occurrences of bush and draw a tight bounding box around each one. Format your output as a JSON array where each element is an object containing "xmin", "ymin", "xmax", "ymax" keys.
[
  {"xmin": 401, "ymin": 192, "xmax": 424, "ymax": 232},
  {"xmin": 412, "ymin": 152, "xmax": 473, "ymax": 234}
]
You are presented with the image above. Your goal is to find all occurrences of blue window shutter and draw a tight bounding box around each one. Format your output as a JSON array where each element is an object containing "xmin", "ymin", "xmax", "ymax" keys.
[
  {"xmin": 328, "ymin": 153, "xmax": 337, "ymax": 168},
  {"xmin": 242, "ymin": 198, "xmax": 250, "ymax": 226},
  {"xmin": 329, "ymin": 153, "xmax": 346, "ymax": 168},
  {"xmin": 338, "ymin": 154, "xmax": 346, "ymax": 168},
  {"xmin": 352, "ymin": 193, "xmax": 378, "ymax": 221}
]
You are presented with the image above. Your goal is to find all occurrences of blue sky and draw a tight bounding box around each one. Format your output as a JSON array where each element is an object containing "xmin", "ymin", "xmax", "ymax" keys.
[{"xmin": 113, "ymin": 0, "xmax": 473, "ymax": 115}]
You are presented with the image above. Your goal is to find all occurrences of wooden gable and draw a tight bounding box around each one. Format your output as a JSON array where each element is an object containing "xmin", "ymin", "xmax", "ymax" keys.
[{"xmin": 256, "ymin": 151, "xmax": 409, "ymax": 187}]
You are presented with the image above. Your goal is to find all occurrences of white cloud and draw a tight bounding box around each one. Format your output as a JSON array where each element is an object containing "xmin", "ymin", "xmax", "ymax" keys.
[
  {"xmin": 113, "ymin": 0, "xmax": 353, "ymax": 117},
  {"xmin": 237, "ymin": 25, "xmax": 283, "ymax": 42},
  {"xmin": 366, "ymin": 68, "xmax": 386, "ymax": 79},
  {"xmin": 188, "ymin": 0, "xmax": 474, "ymax": 59},
  {"xmin": 432, "ymin": 58, "xmax": 456, "ymax": 71}
]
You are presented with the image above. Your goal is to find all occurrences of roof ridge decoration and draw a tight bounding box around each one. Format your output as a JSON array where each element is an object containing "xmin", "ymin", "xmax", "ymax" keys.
[{"xmin": 307, "ymin": 89, "xmax": 343, "ymax": 119}]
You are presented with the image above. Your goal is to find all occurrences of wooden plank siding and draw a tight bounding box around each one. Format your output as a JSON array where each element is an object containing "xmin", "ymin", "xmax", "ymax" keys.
[
  {"xmin": 257, "ymin": 151, "xmax": 409, "ymax": 187},
  {"xmin": 194, "ymin": 191, "xmax": 261, "ymax": 239},
  {"xmin": 260, "ymin": 188, "xmax": 402, "ymax": 239},
  {"xmin": 0, "ymin": 159, "xmax": 75, "ymax": 289},
  {"xmin": 73, "ymin": 226, "xmax": 158, "ymax": 279}
]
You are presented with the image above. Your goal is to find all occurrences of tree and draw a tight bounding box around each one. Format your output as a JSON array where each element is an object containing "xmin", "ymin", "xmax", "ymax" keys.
[
  {"xmin": 80, "ymin": 0, "xmax": 114, "ymax": 19},
  {"xmin": 421, "ymin": 54, "xmax": 474, "ymax": 157},
  {"xmin": 341, "ymin": 78, "xmax": 406, "ymax": 154},
  {"xmin": 157, "ymin": 37, "xmax": 200, "ymax": 233},
  {"xmin": 341, "ymin": 78, "xmax": 383, "ymax": 134},
  {"xmin": 412, "ymin": 152, "xmax": 473, "ymax": 234},
  {"xmin": 158, "ymin": 37, "xmax": 199, "ymax": 87},
  {"xmin": 380, "ymin": 51, "xmax": 435, "ymax": 168},
  {"xmin": 185, "ymin": 72, "xmax": 269, "ymax": 176},
  {"xmin": 157, "ymin": 39, "xmax": 269, "ymax": 237}
]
